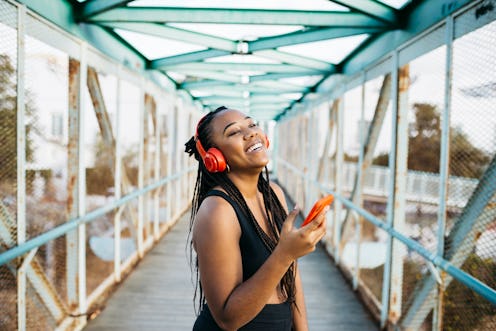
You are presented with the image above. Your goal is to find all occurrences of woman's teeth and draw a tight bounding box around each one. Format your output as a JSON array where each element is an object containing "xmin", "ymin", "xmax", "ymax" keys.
[{"xmin": 247, "ymin": 142, "xmax": 262, "ymax": 152}]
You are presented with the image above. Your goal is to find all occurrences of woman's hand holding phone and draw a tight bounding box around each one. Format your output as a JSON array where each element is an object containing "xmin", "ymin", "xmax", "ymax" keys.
[
  {"xmin": 276, "ymin": 197, "xmax": 332, "ymax": 263},
  {"xmin": 301, "ymin": 195, "xmax": 334, "ymax": 227}
]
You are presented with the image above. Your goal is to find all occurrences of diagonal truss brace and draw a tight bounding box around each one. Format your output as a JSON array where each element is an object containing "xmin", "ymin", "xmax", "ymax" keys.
[
  {"xmin": 86, "ymin": 67, "xmax": 139, "ymax": 240},
  {"xmin": 339, "ymin": 73, "xmax": 392, "ymax": 245},
  {"xmin": 401, "ymin": 154, "xmax": 496, "ymax": 329},
  {"xmin": 0, "ymin": 200, "xmax": 67, "ymax": 323}
]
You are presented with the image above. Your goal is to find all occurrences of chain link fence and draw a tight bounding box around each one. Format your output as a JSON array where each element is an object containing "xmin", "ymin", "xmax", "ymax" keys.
[
  {"xmin": 276, "ymin": 2, "xmax": 496, "ymax": 330},
  {"xmin": 0, "ymin": 2, "xmax": 19, "ymax": 330},
  {"xmin": 441, "ymin": 10, "xmax": 496, "ymax": 331},
  {"xmin": 0, "ymin": 1, "xmax": 193, "ymax": 329}
]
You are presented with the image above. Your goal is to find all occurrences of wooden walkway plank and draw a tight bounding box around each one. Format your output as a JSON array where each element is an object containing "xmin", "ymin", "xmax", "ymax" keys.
[{"xmin": 85, "ymin": 211, "xmax": 378, "ymax": 330}]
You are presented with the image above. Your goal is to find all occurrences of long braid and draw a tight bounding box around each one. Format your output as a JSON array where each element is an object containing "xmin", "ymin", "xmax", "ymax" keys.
[{"xmin": 184, "ymin": 107, "xmax": 296, "ymax": 315}]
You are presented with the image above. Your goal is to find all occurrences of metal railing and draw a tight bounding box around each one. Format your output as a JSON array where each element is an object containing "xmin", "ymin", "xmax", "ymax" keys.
[
  {"xmin": 326, "ymin": 162, "xmax": 477, "ymax": 208},
  {"xmin": 0, "ymin": 167, "xmax": 194, "ymax": 330},
  {"xmin": 0, "ymin": 168, "xmax": 194, "ymax": 267},
  {"xmin": 277, "ymin": 158, "xmax": 496, "ymax": 326}
]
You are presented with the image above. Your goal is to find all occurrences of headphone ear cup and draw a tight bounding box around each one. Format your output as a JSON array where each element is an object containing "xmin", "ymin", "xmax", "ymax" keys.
[{"xmin": 204, "ymin": 147, "xmax": 226, "ymax": 173}]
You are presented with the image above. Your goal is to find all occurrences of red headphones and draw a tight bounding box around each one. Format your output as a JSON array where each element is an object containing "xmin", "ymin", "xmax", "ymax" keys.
[{"xmin": 195, "ymin": 117, "xmax": 269, "ymax": 173}]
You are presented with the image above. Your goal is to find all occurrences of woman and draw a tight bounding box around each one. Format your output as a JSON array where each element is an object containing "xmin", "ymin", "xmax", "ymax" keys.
[{"xmin": 185, "ymin": 106, "xmax": 328, "ymax": 330}]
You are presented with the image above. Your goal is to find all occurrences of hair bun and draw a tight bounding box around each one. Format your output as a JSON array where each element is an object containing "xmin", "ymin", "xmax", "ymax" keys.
[{"xmin": 184, "ymin": 136, "xmax": 199, "ymax": 160}]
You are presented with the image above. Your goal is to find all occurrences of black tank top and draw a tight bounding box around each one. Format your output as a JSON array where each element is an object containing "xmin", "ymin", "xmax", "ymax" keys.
[
  {"xmin": 208, "ymin": 190, "xmax": 271, "ymax": 280},
  {"xmin": 192, "ymin": 190, "xmax": 292, "ymax": 330}
]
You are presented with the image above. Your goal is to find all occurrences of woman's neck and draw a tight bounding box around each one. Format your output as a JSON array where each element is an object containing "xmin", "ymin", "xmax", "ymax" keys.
[{"xmin": 227, "ymin": 171, "xmax": 261, "ymax": 199}]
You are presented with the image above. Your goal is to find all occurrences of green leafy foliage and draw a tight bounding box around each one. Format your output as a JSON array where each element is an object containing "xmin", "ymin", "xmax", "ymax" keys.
[
  {"xmin": 373, "ymin": 103, "xmax": 490, "ymax": 178},
  {"xmin": 0, "ymin": 54, "xmax": 35, "ymax": 185}
]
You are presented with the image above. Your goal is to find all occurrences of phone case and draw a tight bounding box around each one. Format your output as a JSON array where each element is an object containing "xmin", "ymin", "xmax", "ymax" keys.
[{"xmin": 301, "ymin": 194, "xmax": 334, "ymax": 227}]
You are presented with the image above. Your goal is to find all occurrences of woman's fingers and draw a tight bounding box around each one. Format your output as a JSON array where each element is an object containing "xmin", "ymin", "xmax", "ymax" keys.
[
  {"xmin": 283, "ymin": 205, "xmax": 299, "ymax": 231},
  {"xmin": 279, "ymin": 204, "xmax": 328, "ymax": 260},
  {"xmin": 304, "ymin": 207, "xmax": 328, "ymax": 245},
  {"xmin": 303, "ymin": 206, "xmax": 329, "ymax": 231}
]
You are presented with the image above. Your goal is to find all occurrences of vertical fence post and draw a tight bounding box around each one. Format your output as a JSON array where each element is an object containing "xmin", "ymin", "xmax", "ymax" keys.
[
  {"xmin": 433, "ymin": 15, "xmax": 454, "ymax": 331},
  {"xmin": 67, "ymin": 40, "xmax": 88, "ymax": 324},
  {"xmin": 381, "ymin": 51, "xmax": 399, "ymax": 329},
  {"xmin": 114, "ymin": 68, "xmax": 122, "ymax": 281},
  {"xmin": 77, "ymin": 41, "xmax": 88, "ymax": 322},
  {"xmin": 137, "ymin": 77, "xmax": 145, "ymax": 257},
  {"xmin": 143, "ymin": 93, "xmax": 150, "ymax": 243},
  {"xmin": 16, "ymin": 4, "xmax": 26, "ymax": 331},
  {"xmin": 334, "ymin": 97, "xmax": 344, "ymax": 263},
  {"xmin": 389, "ymin": 61, "xmax": 410, "ymax": 325},
  {"xmin": 67, "ymin": 55, "xmax": 80, "ymax": 316},
  {"xmin": 166, "ymin": 103, "xmax": 173, "ymax": 222},
  {"xmin": 353, "ymin": 72, "xmax": 366, "ymax": 290},
  {"xmin": 154, "ymin": 97, "xmax": 161, "ymax": 240},
  {"xmin": 305, "ymin": 112, "xmax": 313, "ymax": 213},
  {"xmin": 173, "ymin": 102, "xmax": 180, "ymax": 217}
]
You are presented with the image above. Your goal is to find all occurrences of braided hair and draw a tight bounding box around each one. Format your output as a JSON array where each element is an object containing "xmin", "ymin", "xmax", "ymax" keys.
[{"xmin": 184, "ymin": 106, "xmax": 296, "ymax": 315}]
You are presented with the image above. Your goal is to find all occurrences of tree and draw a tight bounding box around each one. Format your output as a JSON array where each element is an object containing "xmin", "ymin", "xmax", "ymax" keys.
[
  {"xmin": 0, "ymin": 54, "xmax": 35, "ymax": 186},
  {"xmin": 86, "ymin": 135, "xmax": 114, "ymax": 195},
  {"xmin": 408, "ymin": 103, "xmax": 441, "ymax": 173},
  {"xmin": 372, "ymin": 102, "xmax": 490, "ymax": 178}
]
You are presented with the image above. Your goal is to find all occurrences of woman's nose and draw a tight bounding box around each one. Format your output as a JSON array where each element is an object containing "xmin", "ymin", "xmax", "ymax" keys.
[{"xmin": 244, "ymin": 128, "xmax": 257, "ymax": 139}]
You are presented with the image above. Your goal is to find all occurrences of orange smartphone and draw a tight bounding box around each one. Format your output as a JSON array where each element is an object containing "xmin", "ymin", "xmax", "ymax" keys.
[{"xmin": 301, "ymin": 194, "xmax": 334, "ymax": 227}]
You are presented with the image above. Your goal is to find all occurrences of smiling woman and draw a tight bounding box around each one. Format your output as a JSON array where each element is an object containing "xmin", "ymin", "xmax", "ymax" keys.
[{"xmin": 184, "ymin": 106, "xmax": 328, "ymax": 330}]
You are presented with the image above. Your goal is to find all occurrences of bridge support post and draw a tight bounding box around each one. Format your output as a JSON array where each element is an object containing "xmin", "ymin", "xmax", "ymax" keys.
[
  {"xmin": 333, "ymin": 97, "xmax": 344, "ymax": 263},
  {"xmin": 389, "ymin": 60, "xmax": 409, "ymax": 326},
  {"xmin": 381, "ymin": 53, "xmax": 410, "ymax": 328},
  {"xmin": 16, "ymin": 5, "xmax": 27, "ymax": 330},
  {"xmin": 432, "ymin": 14, "xmax": 454, "ymax": 331},
  {"xmin": 67, "ymin": 43, "xmax": 88, "ymax": 323}
]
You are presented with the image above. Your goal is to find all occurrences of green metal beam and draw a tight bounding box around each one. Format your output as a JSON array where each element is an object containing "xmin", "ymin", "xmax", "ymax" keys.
[
  {"xmin": 247, "ymin": 102, "xmax": 292, "ymax": 110},
  {"xmin": 181, "ymin": 80, "xmax": 229, "ymax": 89},
  {"xmin": 150, "ymin": 49, "xmax": 231, "ymax": 67},
  {"xmin": 250, "ymin": 72, "xmax": 325, "ymax": 82},
  {"xmin": 340, "ymin": 0, "xmax": 478, "ymax": 77},
  {"xmin": 77, "ymin": 0, "xmax": 133, "ymax": 21},
  {"xmin": 86, "ymin": 7, "xmax": 389, "ymax": 27},
  {"xmin": 170, "ymin": 70, "xmax": 242, "ymax": 83},
  {"xmin": 150, "ymin": 26, "xmax": 383, "ymax": 69},
  {"xmin": 248, "ymin": 26, "xmax": 383, "ymax": 51},
  {"xmin": 251, "ymin": 80, "xmax": 307, "ymax": 91},
  {"xmin": 200, "ymin": 100, "xmax": 292, "ymax": 112},
  {"xmin": 15, "ymin": 0, "xmax": 147, "ymax": 72},
  {"xmin": 191, "ymin": 84, "xmax": 309, "ymax": 94},
  {"xmin": 198, "ymin": 94, "xmax": 299, "ymax": 104},
  {"xmin": 99, "ymin": 22, "xmax": 238, "ymax": 52},
  {"xmin": 158, "ymin": 62, "xmax": 325, "ymax": 73},
  {"xmin": 254, "ymin": 50, "xmax": 335, "ymax": 71},
  {"xmin": 181, "ymin": 73, "xmax": 323, "ymax": 89},
  {"xmin": 329, "ymin": 0, "xmax": 398, "ymax": 24}
]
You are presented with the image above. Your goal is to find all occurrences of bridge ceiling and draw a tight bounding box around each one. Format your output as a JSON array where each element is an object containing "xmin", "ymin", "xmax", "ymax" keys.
[{"xmin": 69, "ymin": 0, "xmax": 423, "ymax": 120}]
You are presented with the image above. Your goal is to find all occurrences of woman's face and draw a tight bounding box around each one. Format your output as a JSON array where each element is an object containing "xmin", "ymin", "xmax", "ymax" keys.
[{"xmin": 209, "ymin": 109, "xmax": 269, "ymax": 172}]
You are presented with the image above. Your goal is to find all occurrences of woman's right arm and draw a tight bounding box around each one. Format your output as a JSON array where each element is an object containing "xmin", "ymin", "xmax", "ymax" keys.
[{"xmin": 193, "ymin": 197, "xmax": 327, "ymax": 330}]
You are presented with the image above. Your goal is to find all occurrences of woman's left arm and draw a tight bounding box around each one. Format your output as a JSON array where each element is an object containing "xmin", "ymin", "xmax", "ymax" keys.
[
  {"xmin": 269, "ymin": 182, "xmax": 309, "ymax": 330},
  {"xmin": 292, "ymin": 264, "xmax": 309, "ymax": 331}
]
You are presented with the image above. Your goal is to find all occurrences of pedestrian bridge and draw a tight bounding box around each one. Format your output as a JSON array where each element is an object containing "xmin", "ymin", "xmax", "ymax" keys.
[{"xmin": 1, "ymin": 1, "xmax": 495, "ymax": 330}]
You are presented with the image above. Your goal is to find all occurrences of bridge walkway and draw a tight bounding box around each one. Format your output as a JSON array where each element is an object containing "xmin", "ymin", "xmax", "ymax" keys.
[{"xmin": 84, "ymin": 209, "xmax": 378, "ymax": 331}]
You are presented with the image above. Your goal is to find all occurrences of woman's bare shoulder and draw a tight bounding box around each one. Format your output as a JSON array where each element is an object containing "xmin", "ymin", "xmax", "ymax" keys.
[
  {"xmin": 193, "ymin": 193, "xmax": 240, "ymax": 246},
  {"xmin": 269, "ymin": 181, "xmax": 283, "ymax": 194},
  {"xmin": 269, "ymin": 181, "xmax": 288, "ymax": 211}
]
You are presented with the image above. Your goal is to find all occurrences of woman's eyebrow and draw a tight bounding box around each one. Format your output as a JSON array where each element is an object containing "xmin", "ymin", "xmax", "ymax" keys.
[{"xmin": 223, "ymin": 116, "xmax": 251, "ymax": 133}]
